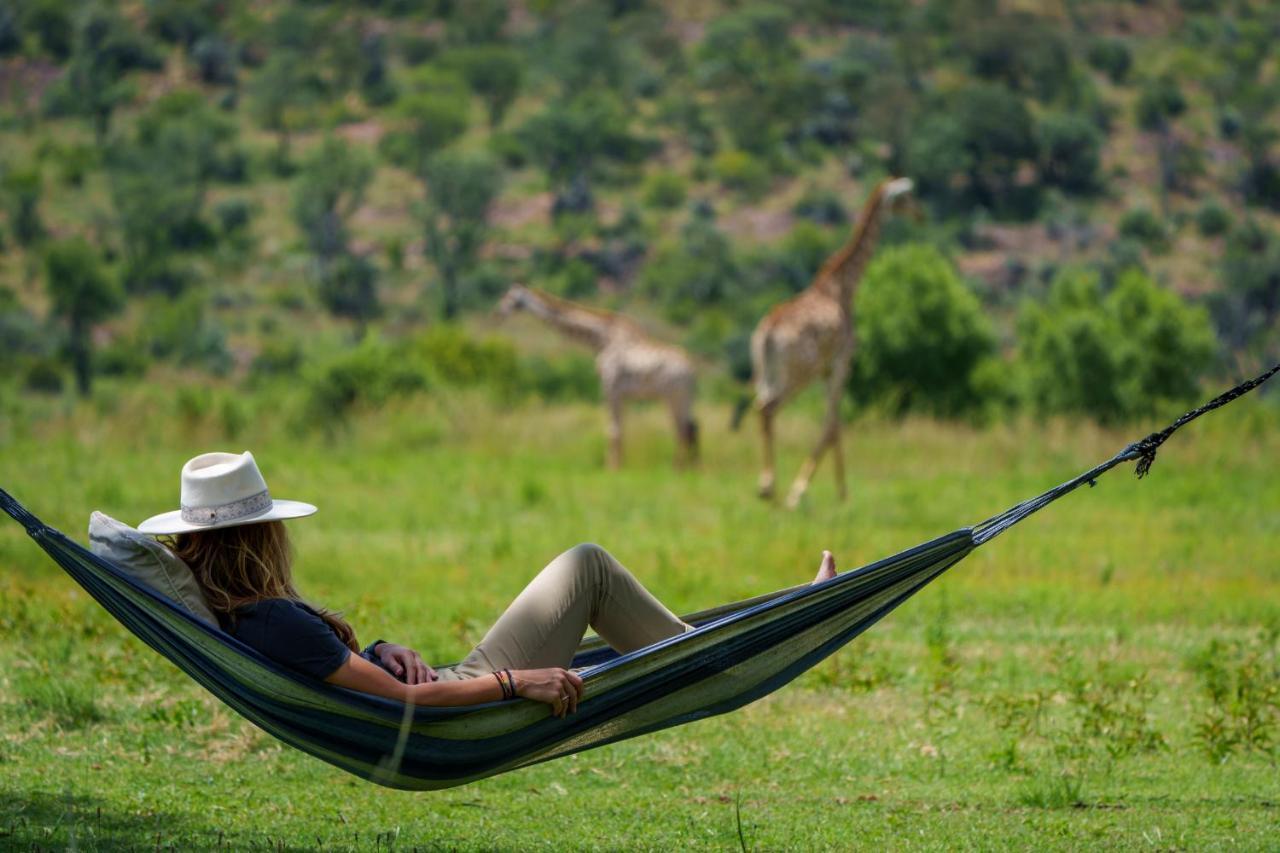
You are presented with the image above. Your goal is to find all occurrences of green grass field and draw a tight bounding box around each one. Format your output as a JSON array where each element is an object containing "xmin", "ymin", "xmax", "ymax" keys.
[{"xmin": 1, "ymin": 386, "xmax": 1278, "ymax": 850}]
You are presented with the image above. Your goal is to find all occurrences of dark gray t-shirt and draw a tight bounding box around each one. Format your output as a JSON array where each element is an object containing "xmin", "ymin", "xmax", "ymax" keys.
[{"xmin": 227, "ymin": 599, "xmax": 352, "ymax": 680}]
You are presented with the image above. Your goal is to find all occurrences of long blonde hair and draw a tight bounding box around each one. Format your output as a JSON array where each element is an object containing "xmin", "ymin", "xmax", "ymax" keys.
[{"xmin": 165, "ymin": 521, "xmax": 359, "ymax": 652}]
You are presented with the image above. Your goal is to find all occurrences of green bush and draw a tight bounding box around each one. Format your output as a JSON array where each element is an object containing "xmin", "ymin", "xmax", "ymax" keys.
[
  {"xmin": 1018, "ymin": 268, "xmax": 1216, "ymax": 423},
  {"xmin": 1119, "ymin": 207, "xmax": 1170, "ymax": 251},
  {"xmin": 302, "ymin": 338, "xmax": 427, "ymax": 424},
  {"xmin": 640, "ymin": 210, "xmax": 739, "ymax": 322},
  {"xmin": 136, "ymin": 293, "xmax": 232, "ymax": 376},
  {"xmin": 850, "ymin": 244, "xmax": 997, "ymax": 417},
  {"xmin": 793, "ymin": 187, "xmax": 848, "ymax": 225},
  {"xmin": 641, "ymin": 171, "xmax": 688, "ymax": 210},
  {"xmin": 23, "ymin": 358, "xmax": 65, "ymax": 394},
  {"xmin": 249, "ymin": 338, "xmax": 304, "ymax": 383},
  {"xmin": 1196, "ymin": 201, "xmax": 1232, "ymax": 237},
  {"xmin": 1086, "ymin": 38, "xmax": 1132, "ymax": 84},
  {"xmin": 97, "ymin": 338, "xmax": 150, "ymax": 378},
  {"xmin": 520, "ymin": 353, "xmax": 600, "ymax": 403},
  {"xmin": 412, "ymin": 326, "xmax": 520, "ymax": 394},
  {"xmin": 1038, "ymin": 113, "xmax": 1102, "ymax": 194},
  {"xmin": 1214, "ymin": 219, "xmax": 1280, "ymax": 350},
  {"xmin": 711, "ymin": 149, "xmax": 771, "ymax": 198},
  {"xmin": 1136, "ymin": 76, "xmax": 1186, "ymax": 130}
]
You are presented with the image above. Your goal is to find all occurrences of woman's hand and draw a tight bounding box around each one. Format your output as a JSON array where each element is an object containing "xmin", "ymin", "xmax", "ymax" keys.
[
  {"xmin": 512, "ymin": 667, "xmax": 584, "ymax": 717},
  {"xmin": 375, "ymin": 643, "xmax": 436, "ymax": 685}
]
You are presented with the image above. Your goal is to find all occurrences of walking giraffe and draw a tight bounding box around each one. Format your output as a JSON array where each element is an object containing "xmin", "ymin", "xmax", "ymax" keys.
[
  {"xmin": 737, "ymin": 177, "xmax": 916, "ymax": 508},
  {"xmin": 497, "ymin": 284, "xmax": 699, "ymax": 469}
]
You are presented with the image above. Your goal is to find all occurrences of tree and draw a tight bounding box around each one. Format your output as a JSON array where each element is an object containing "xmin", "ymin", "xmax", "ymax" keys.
[
  {"xmin": 292, "ymin": 137, "xmax": 374, "ymax": 262},
  {"xmin": 292, "ymin": 137, "xmax": 379, "ymax": 330},
  {"xmin": 965, "ymin": 14, "xmax": 1073, "ymax": 102},
  {"xmin": 1, "ymin": 165, "xmax": 44, "ymax": 246},
  {"xmin": 908, "ymin": 83, "xmax": 1039, "ymax": 216},
  {"xmin": 517, "ymin": 89, "xmax": 652, "ymax": 213},
  {"xmin": 421, "ymin": 150, "xmax": 502, "ymax": 319},
  {"xmin": 43, "ymin": 5, "xmax": 162, "ymax": 142},
  {"xmin": 1214, "ymin": 219, "xmax": 1280, "ymax": 352},
  {"xmin": 248, "ymin": 48, "xmax": 316, "ymax": 169},
  {"xmin": 695, "ymin": 3, "xmax": 813, "ymax": 156},
  {"xmin": 107, "ymin": 92, "xmax": 235, "ymax": 293},
  {"xmin": 44, "ymin": 238, "xmax": 123, "ymax": 395},
  {"xmin": 317, "ymin": 253, "xmax": 380, "ymax": 332},
  {"xmin": 445, "ymin": 45, "xmax": 523, "ymax": 126}
]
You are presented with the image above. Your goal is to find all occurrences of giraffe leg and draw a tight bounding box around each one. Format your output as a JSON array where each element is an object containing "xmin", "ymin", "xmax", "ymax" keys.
[
  {"xmin": 606, "ymin": 396, "xmax": 623, "ymax": 470},
  {"xmin": 786, "ymin": 363, "xmax": 849, "ymax": 509},
  {"xmin": 669, "ymin": 397, "xmax": 698, "ymax": 470},
  {"xmin": 757, "ymin": 399, "xmax": 778, "ymax": 501}
]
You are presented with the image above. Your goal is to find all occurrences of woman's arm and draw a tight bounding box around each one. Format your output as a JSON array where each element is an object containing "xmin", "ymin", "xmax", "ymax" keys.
[{"xmin": 325, "ymin": 654, "xmax": 585, "ymax": 715}]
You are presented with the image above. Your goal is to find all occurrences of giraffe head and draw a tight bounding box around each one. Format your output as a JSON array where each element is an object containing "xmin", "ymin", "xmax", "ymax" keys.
[
  {"xmin": 495, "ymin": 283, "xmax": 533, "ymax": 317},
  {"xmin": 879, "ymin": 177, "xmax": 921, "ymax": 222}
]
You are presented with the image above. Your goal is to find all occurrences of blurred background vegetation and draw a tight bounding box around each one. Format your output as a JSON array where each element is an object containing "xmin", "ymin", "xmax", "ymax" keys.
[{"xmin": 0, "ymin": 0, "xmax": 1276, "ymax": 427}]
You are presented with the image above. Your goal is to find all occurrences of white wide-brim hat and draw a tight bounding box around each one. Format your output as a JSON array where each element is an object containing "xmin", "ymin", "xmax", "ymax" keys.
[{"xmin": 137, "ymin": 451, "xmax": 316, "ymax": 535}]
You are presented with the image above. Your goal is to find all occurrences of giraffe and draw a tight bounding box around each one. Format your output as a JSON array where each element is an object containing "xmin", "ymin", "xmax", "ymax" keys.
[
  {"xmin": 496, "ymin": 284, "xmax": 699, "ymax": 469},
  {"xmin": 737, "ymin": 177, "xmax": 916, "ymax": 509}
]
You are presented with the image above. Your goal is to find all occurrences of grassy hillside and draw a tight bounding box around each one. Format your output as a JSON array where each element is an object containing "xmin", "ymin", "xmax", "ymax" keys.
[{"xmin": 0, "ymin": 0, "xmax": 1277, "ymax": 414}]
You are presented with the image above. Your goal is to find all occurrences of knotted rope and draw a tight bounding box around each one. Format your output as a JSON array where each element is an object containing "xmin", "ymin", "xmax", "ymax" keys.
[
  {"xmin": 1127, "ymin": 361, "xmax": 1280, "ymax": 478},
  {"xmin": 972, "ymin": 361, "xmax": 1279, "ymax": 545}
]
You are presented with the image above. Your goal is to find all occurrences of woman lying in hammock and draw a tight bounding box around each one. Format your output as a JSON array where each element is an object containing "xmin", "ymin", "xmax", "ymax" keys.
[{"xmin": 139, "ymin": 451, "xmax": 840, "ymax": 718}]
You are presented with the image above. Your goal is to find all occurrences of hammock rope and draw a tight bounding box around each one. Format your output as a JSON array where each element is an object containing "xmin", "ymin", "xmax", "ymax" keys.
[
  {"xmin": 972, "ymin": 361, "xmax": 1279, "ymax": 545},
  {"xmin": 0, "ymin": 362, "xmax": 1275, "ymax": 789}
]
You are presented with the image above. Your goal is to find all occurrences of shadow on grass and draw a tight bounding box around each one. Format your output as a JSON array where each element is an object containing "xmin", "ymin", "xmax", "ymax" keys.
[{"xmin": 0, "ymin": 790, "xmax": 312, "ymax": 852}]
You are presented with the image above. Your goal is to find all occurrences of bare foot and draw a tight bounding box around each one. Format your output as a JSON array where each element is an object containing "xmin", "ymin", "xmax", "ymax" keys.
[{"xmin": 813, "ymin": 550, "xmax": 837, "ymax": 584}]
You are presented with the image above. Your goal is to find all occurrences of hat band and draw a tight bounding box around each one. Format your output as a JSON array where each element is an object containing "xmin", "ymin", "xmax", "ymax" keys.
[{"xmin": 180, "ymin": 489, "xmax": 272, "ymax": 526}]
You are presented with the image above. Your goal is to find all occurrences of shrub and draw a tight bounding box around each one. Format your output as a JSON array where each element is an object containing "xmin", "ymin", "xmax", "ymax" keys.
[
  {"xmin": 520, "ymin": 353, "xmax": 600, "ymax": 402},
  {"xmin": 641, "ymin": 171, "xmax": 688, "ymax": 210},
  {"xmin": 1119, "ymin": 207, "xmax": 1170, "ymax": 251},
  {"xmin": 1018, "ymin": 268, "xmax": 1216, "ymax": 422},
  {"xmin": 711, "ymin": 149, "xmax": 771, "ymax": 198},
  {"xmin": 302, "ymin": 337, "xmax": 427, "ymax": 424},
  {"xmin": 1195, "ymin": 201, "xmax": 1232, "ymax": 237},
  {"xmin": 23, "ymin": 358, "xmax": 65, "ymax": 394},
  {"xmin": 1086, "ymin": 38, "xmax": 1132, "ymax": 84},
  {"xmin": 136, "ymin": 292, "xmax": 232, "ymax": 376},
  {"xmin": 850, "ymin": 244, "xmax": 997, "ymax": 417},
  {"xmin": 413, "ymin": 326, "xmax": 520, "ymax": 393},
  {"xmin": 1214, "ymin": 219, "xmax": 1280, "ymax": 350},
  {"xmin": 640, "ymin": 210, "xmax": 739, "ymax": 322},
  {"xmin": 249, "ymin": 338, "xmax": 304, "ymax": 383},
  {"xmin": 192, "ymin": 35, "xmax": 237, "ymax": 86},
  {"xmin": 1136, "ymin": 76, "xmax": 1186, "ymax": 130},
  {"xmin": 96, "ymin": 337, "xmax": 150, "ymax": 378},
  {"xmin": 793, "ymin": 187, "xmax": 848, "ymax": 225},
  {"xmin": 1038, "ymin": 113, "xmax": 1102, "ymax": 194}
]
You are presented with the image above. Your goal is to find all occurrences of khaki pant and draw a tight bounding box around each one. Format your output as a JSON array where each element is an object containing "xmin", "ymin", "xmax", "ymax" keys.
[{"xmin": 438, "ymin": 543, "xmax": 690, "ymax": 681}]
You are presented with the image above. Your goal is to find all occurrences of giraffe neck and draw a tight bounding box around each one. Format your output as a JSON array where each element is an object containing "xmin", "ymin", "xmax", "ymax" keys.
[
  {"xmin": 815, "ymin": 188, "xmax": 888, "ymax": 304},
  {"xmin": 519, "ymin": 290, "xmax": 616, "ymax": 351}
]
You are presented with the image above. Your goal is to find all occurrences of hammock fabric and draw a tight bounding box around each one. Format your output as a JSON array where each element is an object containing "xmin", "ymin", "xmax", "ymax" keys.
[{"xmin": 2, "ymin": 363, "xmax": 1275, "ymax": 790}]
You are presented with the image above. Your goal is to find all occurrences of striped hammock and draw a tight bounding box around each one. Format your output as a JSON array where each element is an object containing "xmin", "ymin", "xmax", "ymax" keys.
[{"xmin": 1, "ymin": 364, "xmax": 1274, "ymax": 790}]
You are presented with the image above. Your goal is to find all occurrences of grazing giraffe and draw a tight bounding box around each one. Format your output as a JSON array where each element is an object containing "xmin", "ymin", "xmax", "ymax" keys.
[
  {"xmin": 739, "ymin": 177, "xmax": 916, "ymax": 508},
  {"xmin": 496, "ymin": 284, "xmax": 699, "ymax": 469}
]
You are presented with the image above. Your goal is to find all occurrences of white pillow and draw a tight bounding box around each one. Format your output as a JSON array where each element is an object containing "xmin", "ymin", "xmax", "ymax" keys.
[{"xmin": 88, "ymin": 511, "xmax": 219, "ymax": 627}]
